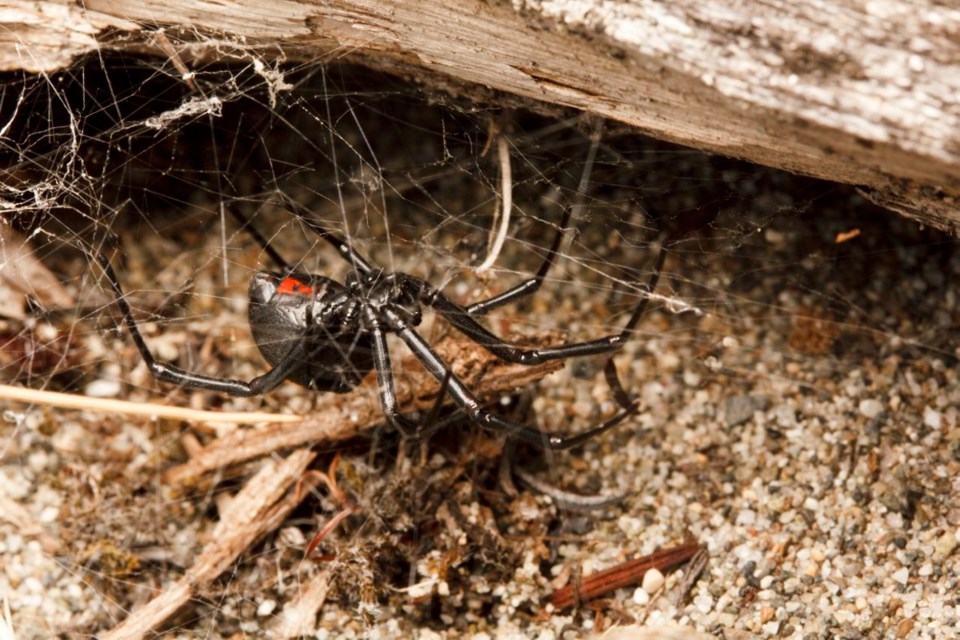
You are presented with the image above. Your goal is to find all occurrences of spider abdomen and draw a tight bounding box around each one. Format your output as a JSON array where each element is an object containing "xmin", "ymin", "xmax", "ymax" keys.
[{"xmin": 248, "ymin": 272, "xmax": 374, "ymax": 392}]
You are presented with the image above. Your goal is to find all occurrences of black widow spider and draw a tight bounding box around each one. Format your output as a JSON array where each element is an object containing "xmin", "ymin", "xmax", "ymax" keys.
[{"xmin": 95, "ymin": 203, "xmax": 666, "ymax": 450}]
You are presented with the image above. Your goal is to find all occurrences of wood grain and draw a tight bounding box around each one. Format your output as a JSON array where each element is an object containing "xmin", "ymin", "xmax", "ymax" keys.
[{"xmin": 2, "ymin": 0, "xmax": 958, "ymax": 231}]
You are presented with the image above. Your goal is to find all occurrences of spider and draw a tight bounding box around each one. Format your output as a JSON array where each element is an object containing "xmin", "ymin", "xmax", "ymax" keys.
[{"xmin": 95, "ymin": 204, "xmax": 665, "ymax": 450}]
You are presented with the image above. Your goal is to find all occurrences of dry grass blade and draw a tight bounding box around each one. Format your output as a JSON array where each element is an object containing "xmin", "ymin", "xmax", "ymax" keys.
[
  {"xmin": 0, "ymin": 595, "xmax": 15, "ymax": 640},
  {"xmin": 0, "ymin": 383, "xmax": 302, "ymax": 424},
  {"xmin": 513, "ymin": 465, "xmax": 626, "ymax": 510},
  {"xmin": 102, "ymin": 448, "xmax": 316, "ymax": 640},
  {"xmin": 164, "ymin": 330, "xmax": 565, "ymax": 484}
]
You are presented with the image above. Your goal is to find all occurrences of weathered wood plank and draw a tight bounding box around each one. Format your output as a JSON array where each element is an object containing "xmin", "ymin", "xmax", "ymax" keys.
[{"xmin": 1, "ymin": 0, "xmax": 958, "ymax": 230}]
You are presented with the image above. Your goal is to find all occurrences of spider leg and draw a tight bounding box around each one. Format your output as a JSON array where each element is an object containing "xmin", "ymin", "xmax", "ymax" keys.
[
  {"xmin": 425, "ymin": 240, "xmax": 668, "ymax": 365},
  {"xmin": 466, "ymin": 130, "xmax": 601, "ymax": 317},
  {"xmin": 227, "ymin": 206, "xmax": 292, "ymax": 271},
  {"xmin": 366, "ymin": 314, "xmax": 421, "ymax": 437},
  {"xmin": 383, "ymin": 309, "xmax": 635, "ymax": 450},
  {"xmin": 614, "ymin": 241, "xmax": 668, "ymax": 341},
  {"xmin": 465, "ymin": 204, "xmax": 572, "ymax": 316},
  {"xmin": 282, "ymin": 199, "xmax": 376, "ymax": 276},
  {"xmin": 413, "ymin": 241, "xmax": 666, "ymax": 438},
  {"xmin": 427, "ymin": 291, "xmax": 624, "ymax": 364},
  {"xmin": 96, "ymin": 254, "xmax": 302, "ymax": 397},
  {"xmin": 414, "ymin": 370, "xmax": 453, "ymax": 441}
]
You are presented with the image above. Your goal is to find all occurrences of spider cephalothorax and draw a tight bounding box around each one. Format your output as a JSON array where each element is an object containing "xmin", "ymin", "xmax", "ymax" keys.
[{"xmin": 96, "ymin": 204, "xmax": 665, "ymax": 450}]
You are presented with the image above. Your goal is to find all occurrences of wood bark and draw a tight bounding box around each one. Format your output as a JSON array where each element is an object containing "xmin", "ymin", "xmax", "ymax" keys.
[{"xmin": 1, "ymin": 0, "xmax": 958, "ymax": 231}]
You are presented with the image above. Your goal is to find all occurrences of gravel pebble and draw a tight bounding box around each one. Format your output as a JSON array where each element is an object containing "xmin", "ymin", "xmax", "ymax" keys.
[
  {"xmin": 83, "ymin": 378, "xmax": 121, "ymax": 398},
  {"xmin": 641, "ymin": 568, "xmax": 665, "ymax": 594},
  {"xmin": 723, "ymin": 395, "xmax": 768, "ymax": 428},
  {"xmin": 932, "ymin": 531, "xmax": 958, "ymax": 563},
  {"xmin": 858, "ymin": 398, "xmax": 884, "ymax": 418},
  {"xmin": 632, "ymin": 587, "xmax": 650, "ymax": 606}
]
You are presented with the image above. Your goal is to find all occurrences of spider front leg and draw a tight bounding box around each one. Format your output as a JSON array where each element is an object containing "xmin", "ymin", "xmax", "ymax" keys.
[
  {"xmin": 425, "ymin": 242, "xmax": 668, "ymax": 409},
  {"xmin": 431, "ymin": 240, "xmax": 668, "ymax": 365},
  {"xmin": 426, "ymin": 290, "xmax": 627, "ymax": 366},
  {"xmin": 365, "ymin": 312, "xmax": 422, "ymax": 438},
  {"xmin": 281, "ymin": 198, "xmax": 377, "ymax": 276},
  {"xmin": 379, "ymin": 308, "xmax": 634, "ymax": 450},
  {"xmin": 95, "ymin": 254, "xmax": 303, "ymax": 397},
  {"xmin": 465, "ymin": 205, "xmax": 571, "ymax": 317}
]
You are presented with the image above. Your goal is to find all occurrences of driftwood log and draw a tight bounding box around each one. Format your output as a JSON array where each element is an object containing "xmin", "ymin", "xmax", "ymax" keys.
[{"xmin": 2, "ymin": 0, "xmax": 958, "ymax": 231}]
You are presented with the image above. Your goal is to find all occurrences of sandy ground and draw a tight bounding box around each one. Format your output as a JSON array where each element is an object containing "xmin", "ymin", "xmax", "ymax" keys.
[{"xmin": 1, "ymin": 75, "xmax": 958, "ymax": 639}]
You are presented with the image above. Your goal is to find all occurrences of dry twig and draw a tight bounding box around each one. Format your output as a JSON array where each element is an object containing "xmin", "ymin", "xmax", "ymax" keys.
[
  {"xmin": 549, "ymin": 541, "xmax": 703, "ymax": 610},
  {"xmin": 476, "ymin": 132, "xmax": 512, "ymax": 272},
  {"xmin": 102, "ymin": 449, "xmax": 317, "ymax": 640}
]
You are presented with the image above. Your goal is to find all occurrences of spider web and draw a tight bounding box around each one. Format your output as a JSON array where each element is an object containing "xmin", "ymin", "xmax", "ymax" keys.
[{"xmin": 1, "ymin": 50, "xmax": 958, "ymax": 639}]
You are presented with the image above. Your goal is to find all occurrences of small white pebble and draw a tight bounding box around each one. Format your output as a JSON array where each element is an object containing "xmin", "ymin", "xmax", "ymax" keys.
[
  {"xmin": 39, "ymin": 506, "xmax": 59, "ymax": 523},
  {"xmin": 65, "ymin": 581, "xmax": 84, "ymax": 602},
  {"xmin": 923, "ymin": 406, "xmax": 942, "ymax": 429},
  {"xmin": 85, "ymin": 378, "xmax": 121, "ymax": 398},
  {"xmin": 834, "ymin": 609, "xmax": 855, "ymax": 624},
  {"xmin": 659, "ymin": 352, "xmax": 680, "ymax": 369},
  {"xmin": 892, "ymin": 567, "xmax": 910, "ymax": 585},
  {"xmin": 5, "ymin": 534, "xmax": 24, "ymax": 554},
  {"xmin": 632, "ymin": 586, "xmax": 650, "ymax": 606},
  {"xmin": 277, "ymin": 526, "xmax": 306, "ymax": 547},
  {"xmin": 693, "ymin": 592, "xmax": 714, "ymax": 614},
  {"xmin": 256, "ymin": 599, "xmax": 276, "ymax": 616},
  {"xmin": 617, "ymin": 515, "xmax": 643, "ymax": 536},
  {"xmin": 762, "ymin": 621, "xmax": 781, "ymax": 634},
  {"xmin": 27, "ymin": 450, "xmax": 49, "ymax": 474},
  {"xmin": 858, "ymin": 399, "xmax": 884, "ymax": 418},
  {"xmin": 642, "ymin": 568, "xmax": 665, "ymax": 594},
  {"xmin": 19, "ymin": 576, "xmax": 43, "ymax": 594}
]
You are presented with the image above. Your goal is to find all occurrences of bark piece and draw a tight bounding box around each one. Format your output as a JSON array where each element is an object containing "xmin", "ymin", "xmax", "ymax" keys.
[
  {"xmin": 101, "ymin": 449, "xmax": 316, "ymax": 640},
  {"xmin": 2, "ymin": 0, "xmax": 958, "ymax": 230}
]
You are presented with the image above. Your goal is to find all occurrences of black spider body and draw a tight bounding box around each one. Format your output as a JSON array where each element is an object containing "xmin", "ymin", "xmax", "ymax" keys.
[
  {"xmin": 96, "ymin": 206, "xmax": 665, "ymax": 450},
  {"xmin": 247, "ymin": 271, "xmax": 424, "ymax": 393}
]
